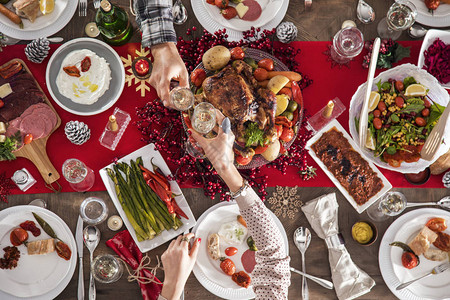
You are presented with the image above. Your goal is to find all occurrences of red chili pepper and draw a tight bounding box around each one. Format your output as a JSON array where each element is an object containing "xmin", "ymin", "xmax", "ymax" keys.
[
  {"xmin": 291, "ymin": 81, "xmax": 303, "ymax": 106},
  {"xmin": 275, "ymin": 116, "xmax": 293, "ymax": 128},
  {"xmin": 171, "ymin": 198, "xmax": 188, "ymax": 219},
  {"xmin": 150, "ymin": 157, "xmax": 168, "ymax": 182},
  {"xmin": 140, "ymin": 165, "xmax": 171, "ymax": 193},
  {"xmin": 147, "ymin": 178, "xmax": 174, "ymax": 214}
]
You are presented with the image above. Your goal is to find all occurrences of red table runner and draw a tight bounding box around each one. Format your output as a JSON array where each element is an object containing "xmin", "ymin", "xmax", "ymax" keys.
[{"xmin": 0, "ymin": 41, "xmax": 447, "ymax": 195}]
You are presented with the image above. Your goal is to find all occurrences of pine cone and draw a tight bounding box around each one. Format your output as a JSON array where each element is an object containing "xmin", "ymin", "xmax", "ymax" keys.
[
  {"xmin": 25, "ymin": 38, "xmax": 50, "ymax": 64},
  {"xmin": 276, "ymin": 22, "xmax": 298, "ymax": 44},
  {"xmin": 443, "ymin": 171, "xmax": 450, "ymax": 188},
  {"xmin": 64, "ymin": 121, "xmax": 91, "ymax": 145}
]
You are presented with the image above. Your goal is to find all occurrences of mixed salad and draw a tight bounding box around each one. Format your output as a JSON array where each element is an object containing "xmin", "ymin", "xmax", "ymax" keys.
[{"xmin": 361, "ymin": 76, "xmax": 445, "ymax": 167}]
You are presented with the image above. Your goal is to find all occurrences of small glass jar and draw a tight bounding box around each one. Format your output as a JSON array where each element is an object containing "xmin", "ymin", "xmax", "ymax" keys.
[{"xmin": 80, "ymin": 197, "xmax": 108, "ymax": 225}]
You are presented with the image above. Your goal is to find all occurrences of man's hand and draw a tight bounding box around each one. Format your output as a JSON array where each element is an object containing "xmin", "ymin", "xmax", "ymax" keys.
[{"xmin": 150, "ymin": 42, "xmax": 189, "ymax": 108}]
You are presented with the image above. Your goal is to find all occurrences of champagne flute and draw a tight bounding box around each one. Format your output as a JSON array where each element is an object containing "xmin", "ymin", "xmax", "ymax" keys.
[
  {"xmin": 377, "ymin": 0, "xmax": 417, "ymax": 40},
  {"xmin": 367, "ymin": 191, "xmax": 407, "ymax": 222},
  {"xmin": 186, "ymin": 102, "xmax": 216, "ymax": 158}
]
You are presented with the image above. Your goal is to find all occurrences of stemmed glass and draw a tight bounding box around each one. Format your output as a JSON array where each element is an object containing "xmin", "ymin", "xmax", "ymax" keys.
[
  {"xmin": 330, "ymin": 26, "xmax": 364, "ymax": 64},
  {"xmin": 366, "ymin": 191, "xmax": 407, "ymax": 222},
  {"xmin": 377, "ymin": 0, "xmax": 417, "ymax": 40},
  {"xmin": 169, "ymin": 86, "xmax": 194, "ymax": 111},
  {"xmin": 186, "ymin": 102, "xmax": 216, "ymax": 158}
]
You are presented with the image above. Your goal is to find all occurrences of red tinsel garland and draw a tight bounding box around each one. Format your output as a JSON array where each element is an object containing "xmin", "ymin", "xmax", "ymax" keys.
[{"xmin": 135, "ymin": 27, "xmax": 314, "ymax": 201}]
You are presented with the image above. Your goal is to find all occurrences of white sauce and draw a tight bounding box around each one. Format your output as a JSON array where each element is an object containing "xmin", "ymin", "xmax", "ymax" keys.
[
  {"xmin": 218, "ymin": 220, "xmax": 248, "ymax": 245},
  {"xmin": 56, "ymin": 49, "xmax": 111, "ymax": 105}
]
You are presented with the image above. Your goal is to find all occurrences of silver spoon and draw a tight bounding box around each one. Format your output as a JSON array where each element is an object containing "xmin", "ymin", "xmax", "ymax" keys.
[
  {"xmin": 172, "ymin": 0, "xmax": 188, "ymax": 25},
  {"xmin": 84, "ymin": 226, "xmax": 101, "ymax": 300},
  {"xmin": 406, "ymin": 196, "xmax": 450, "ymax": 209},
  {"xmin": 356, "ymin": 0, "xmax": 376, "ymax": 24},
  {"xmin": 408, "ymin": 23, "xmax": 428, "ymax": 38},
  {"xmin": 294, "ymin": 227, "xmax": 312, "ymax": 300}
]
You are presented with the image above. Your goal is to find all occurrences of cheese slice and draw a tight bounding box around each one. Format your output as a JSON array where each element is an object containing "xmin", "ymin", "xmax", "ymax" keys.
[
  {"xmin": 0, "ymin": 83, "xmax": 12, "ymax": 98},
  {"xmin": 0, "ymin": 135, "xmax": 5, "ymax": 143},
  {"xmin": 236, "ymin": 3, "xmax": 249, "ymax": 19},
  {"xmin": 27, "ymin": 238, "xmax": 55, "ymax": 255},
  {"xmin": 0, "ymin": 122, "xmax": 5, "ymax": 134}
]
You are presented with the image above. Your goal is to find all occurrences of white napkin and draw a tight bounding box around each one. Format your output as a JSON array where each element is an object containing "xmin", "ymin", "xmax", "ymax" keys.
[{"xmin": 301, "ymin": 193, "xmax": 376, "ymax": 300}]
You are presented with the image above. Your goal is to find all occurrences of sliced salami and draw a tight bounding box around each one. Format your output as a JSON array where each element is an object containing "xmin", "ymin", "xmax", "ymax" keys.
[
  {"xmin": 32, "ymin": 107, "xmax": 57, "ymax": 128},
  {"xmin": 242, "ymin": 0, "xmax": 262, "ymax": 21},
  {"xmin": 38, "ymin": 113, "xmax": 54, "ymax": 137},
  {"xmin": 19, "ymin": 115, "xmax": 46, "ymax": 139},
  {"xmin": 241, "ymin": 249, "xmax": 256, "ymax": 273}
]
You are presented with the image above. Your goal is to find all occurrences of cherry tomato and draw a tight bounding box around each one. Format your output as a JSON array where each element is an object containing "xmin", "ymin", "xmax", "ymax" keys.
[
  {"xmin": 220, "ymin": 258, "xmax": 236, "ymax": 275},
  {"xmin": 401, "ymin": 252, "xmax": 418, "ymax": 269},
  {"xmin": 415, "ymin": 117, "xmax": 426, "ymax": 127},
  {"xmin": 421, "ymin": 108, "xmax": 430, "ymax": 117},
  {"xmin": 280, "ymin": 127, "xmax": 294, "ymax": 142},
  {"xmin": 395, "ymin": 80, "xmax": 404, "ymax": 92},
  {"xmin": 81, "ymin": 56, "xmax": 91, "ymax": 72},
  {"xmin": 254, "ymin": 144, "xmax": 269, "ymax": 154},
  {"xmin": 426, "ymin": 218, "xmax": 447, "ymax": 232},
  {"xmin": 253, "ymin": 68, "xmax": 268, "ymax": 81},
  {"xmin": 10, "ymin": 228, "xmax": 28, "ymax": 246},
  {"xmin": 387, "ymin": 159, "xmax": 401, "ymax": 168},
  {"xmin": 215, "ymin": 0, "xmax": 228, "ymax": 9},
  {"xmin": 373, "ymin": 117, "xmax": 382, "ymax": 130},
  {"xmin": 63, "ymin": 65, "xmax": 80, "ymax": 77},
  {"xmin": 279, "ymin": 87, "xmax": 292, "ymax": 99},
  {"xmin": 24, "ymin": 134, "xmax": 33, "ymax": 145},
  {"xmin": 434, "ymin": 232, "xmax": 450, "ymax": 252},
  {"xmin": 232, "ymin": 271, "xmax": 251, "ymax": 288},
  {"xmin": 55, "ymin": 241, "xmax": 72, "ymax": 260},
  {"xmin": 373, "ymin": 109, "xmax": 381, "ymax": 118},
  {"xmin": 206, "ymin": 0, "xmax": 214, "ymax": 4},
  {"xmin": 275, "ymin": 124, "xmax": 283, "ymax": 138},
  {"xmin": 230, "ymin": 47, "xmax": 244, "ymax": 60},
  {"xmin": 221, "ymin": 6, "xmax": 237, "ymax": 20},
  {"xmin": 0, "ymin": 99, "xmax": 4, "ymax": 108},
  {"xmin": 225, "ymin": 247, "xmax": 238, "ymax": 256},
  {"xmin": 423, "ymin": 99, "xmax": 432, "ymax": 108},
  {"xmin": 395, "ymin": 96, "xmax": 404, "ymax": 108},
  {"xmin": 425, "ymin": 0, "xmax": 440, "ymax": 10},
  {"xmin": 236, "ymin": 155, "xmax": 252, "ymax": 166},
  {"xmin": 190, "ymin": 69, "xmax": 207, "ymax": 87},
  {"xmin": 257, "ymin": 58, "xmax": 274, "ymax": 71},
  {"xmin": 377, "ymin": 101, "xmax": 387, "ymax": 112}
]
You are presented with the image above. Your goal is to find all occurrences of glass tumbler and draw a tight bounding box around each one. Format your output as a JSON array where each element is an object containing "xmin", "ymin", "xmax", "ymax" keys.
[
  {"xmin": 80, "ymin": 197, "xmax": 108, "ymax": 225},
  {"xmin": 367, "ymin": 191, "xmax": 407, "ymax": 222},
  {"xmin": 330, "ymin": 27, "xmax": 364, "ymax": 64},
  {"xmin": 92, "ymin": 254, "xmax": 123, "ymax": 283},
  {"xmin": 62, "ymin": 158, "xmax": 95, "ymax": 192}
]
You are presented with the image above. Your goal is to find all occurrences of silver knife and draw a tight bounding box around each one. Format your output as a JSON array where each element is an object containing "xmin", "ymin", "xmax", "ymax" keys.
[{"xmin": 76, "ymin": 216, "xmax": 84, "ymax": 300}]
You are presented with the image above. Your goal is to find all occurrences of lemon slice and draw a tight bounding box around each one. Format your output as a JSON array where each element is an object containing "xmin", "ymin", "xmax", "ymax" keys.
[
  {"xmin": 267, "ymin": 75, "xmax": 289, "ymax": 94},
  {"xmin": 365, "ymin": 129, "xmax": 376, "ymax": 150},
  {"xmin": 40, "ymin": 0, "xmax": 55, "ymax": 15},
  {"xmin": 368, "ymin": 91, "xmax": 380, "ymax": 111},
  {"xmin": 405, "ymin": 84, "xmax": 427, "ymax": 97},
  {"xmin": 275, "ymin": 94, "xmax": 289, "ymax": 116}
]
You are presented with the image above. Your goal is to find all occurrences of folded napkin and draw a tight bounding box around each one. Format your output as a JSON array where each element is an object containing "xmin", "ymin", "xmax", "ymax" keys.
[
  {"xmin": 301, "ymin": 193, "xmax": 375, "ymax": 300},
  {"xmin": 106, "ymin": 230, "xmax": 162, "ymax": 300}
]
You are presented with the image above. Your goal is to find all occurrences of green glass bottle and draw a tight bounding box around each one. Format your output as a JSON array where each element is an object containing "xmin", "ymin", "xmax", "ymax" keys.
[{"xmin": 95, "ymin": 0, "xmax": 132, "ymax": 46}]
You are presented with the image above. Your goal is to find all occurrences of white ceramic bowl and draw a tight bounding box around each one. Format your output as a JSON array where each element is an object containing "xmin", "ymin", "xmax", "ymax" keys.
[
  {"xmin": 349, "ymin": 63, "xmax": 450, "ymax": 174},
  {"xmin": 417, "ymin": 29, "xmax": 450, "ymax": 90}
]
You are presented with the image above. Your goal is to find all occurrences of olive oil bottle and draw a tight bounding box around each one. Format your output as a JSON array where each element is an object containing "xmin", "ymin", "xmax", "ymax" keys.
[{"xmin": 95, "ymin": 0, "xmax": 132, "ymax": 46}]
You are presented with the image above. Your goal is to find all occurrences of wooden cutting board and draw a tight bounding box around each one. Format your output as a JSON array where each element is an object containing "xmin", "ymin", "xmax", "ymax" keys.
[{"xmin": 1, "ymin": 59, "xmax": 61, "ymax": 185}]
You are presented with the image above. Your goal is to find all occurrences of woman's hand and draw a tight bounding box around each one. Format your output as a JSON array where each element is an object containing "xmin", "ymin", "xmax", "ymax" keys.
[
  {"xmin": 160, "ymin": 233, "xmax": 200, "ymax": 300},
  {"xmin": 190, "ymin": 110, "xmax": 244, "ymax": 192},
  {"xmin": 150, "ymin": 42, "xmax": 189, "ymax": 108}
]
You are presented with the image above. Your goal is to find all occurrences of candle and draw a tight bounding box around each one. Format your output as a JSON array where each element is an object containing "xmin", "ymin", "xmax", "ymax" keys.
[
  {"xmin": 134, "ymin": 58, "xmax": 150, "ymax": 77},
  {"xmin": 107, "ymin": 215, "xmax": 123, "ymax": 231},
  {"xmin": 85, "ymin": 22, "xmax": 100, "ymax": 37},
  {"xmin": 108, "ymin": 115, "xmax": 118, "ymax": 132},
  {"xmin": 322, "ymin": 100, "xmax": 335, "ymax": 118}
]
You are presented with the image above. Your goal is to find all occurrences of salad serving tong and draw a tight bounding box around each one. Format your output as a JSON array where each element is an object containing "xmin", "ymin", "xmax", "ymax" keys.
[{"xmin": 420, "ymin": 103, "xmax": 450, "ymax": 161}]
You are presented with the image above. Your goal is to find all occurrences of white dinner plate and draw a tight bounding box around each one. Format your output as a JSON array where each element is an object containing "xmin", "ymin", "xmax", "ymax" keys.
[
  {"xmin": 305, "ymin": 119, "xmax": 392, "ymax": 214},
  {"xmin": 0, "ymin": 0, "xmax": 77, "ymax": 40},
  {"xmin": 99, "ymin": 143, "xmax": 197, "ymax": 253},
  {"xmin": 201, "ymin": 0, "xmax": 283, "ymax": 32},
  {"xmin": 417, "ymin": 29, "xmax": 450, "ymax": 90},
  {"xmin": 0, "ymin": 206, "xmax": 77, "ymax": 300},
  {"xmin": 46, "ymin": 38, "xmax": 125, "ymax": 116},
  {"xmin": 192, "ymin": 0, "xmax": 289, "ymax": 41},
  {"xmin": 192, "ymin": 201, "xmax": 289, "ymax": 299},
  {"xmin": 405, "ymin": 0, "xmax": 450, "ymax": 27},
  {"xmin": 379, "ymin": 208, "xmax": 450, "ymax": 300}
]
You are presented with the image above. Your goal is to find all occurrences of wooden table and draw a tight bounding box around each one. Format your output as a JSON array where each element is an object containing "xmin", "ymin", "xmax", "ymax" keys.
[{"xmin": 5, "ymin": 0, "xmax": 450, "ymax": 299}]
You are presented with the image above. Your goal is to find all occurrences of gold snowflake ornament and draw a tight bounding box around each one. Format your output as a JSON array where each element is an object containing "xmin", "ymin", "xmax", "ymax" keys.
[
  {"xmin": 267, "ymin": 186, "xmax": 303, "ymax": 219},
  {"xmin": 121, "ymin": 46, "xmax": 152, "ymax": 97}
]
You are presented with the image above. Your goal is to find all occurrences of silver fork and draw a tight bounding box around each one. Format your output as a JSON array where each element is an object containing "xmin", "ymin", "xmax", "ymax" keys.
[
  {"xmin": 421, "ymin": 103, "xmax": 450, "ymax": 161},
  {"xmin": 93, "ymin": 0, "xmax": 100, "ymax": 9},
  {"xmin": 78, "ymin": 0, "xmax": 87, "ymax": 17},
  {"xmin": 396, "ymin": 262, "xmax": 450, "ymax": 290}
]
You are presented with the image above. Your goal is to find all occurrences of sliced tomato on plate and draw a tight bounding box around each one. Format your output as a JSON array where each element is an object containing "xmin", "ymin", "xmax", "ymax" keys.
[{"xmin": 426, "ymin": 217, "xmax": 447, "ymax": 232}]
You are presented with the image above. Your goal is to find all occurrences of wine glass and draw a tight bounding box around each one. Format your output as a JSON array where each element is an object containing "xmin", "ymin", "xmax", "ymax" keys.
[
  {"xmin": 92, "ymin": 254, "xmax": 123, "ymax": 283},
  {"xmin": 186, "ymin": 102, "xmax": 216, "ymax": 158},
  {"xmin": 170, "ymin": 86, "xmax": 194, "ymax": 111},
  {"xmin": 366, "ymin": 191, "xmax": 407, "ymax": 222},
  {"xmin": 377, "ymin": 0, "xmax": 417, "ymax": 40},
  {"xmin": 330, "ymin": 27, "xmax": 364, "ymax": 64},
  {"xmin": 62, "ymin": 158, "xmax": 95, "ymax": 192}
]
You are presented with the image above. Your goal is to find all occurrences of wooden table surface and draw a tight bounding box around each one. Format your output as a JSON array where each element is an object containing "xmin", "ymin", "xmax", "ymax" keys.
[{"xmin": 4, "ymin": 0, "xmax": 450, "ymax": 299}]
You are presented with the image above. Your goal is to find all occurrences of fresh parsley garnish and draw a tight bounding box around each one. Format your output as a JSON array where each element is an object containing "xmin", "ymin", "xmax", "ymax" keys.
[{"xmin": 244, "ymin": 122, "xmax": 265, "ymax": 147}]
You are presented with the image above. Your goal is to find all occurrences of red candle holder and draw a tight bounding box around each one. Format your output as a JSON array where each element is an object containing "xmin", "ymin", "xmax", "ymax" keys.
[{"xmin": 131, "ymin": 56, "xmax": 152, "ymax": 80}]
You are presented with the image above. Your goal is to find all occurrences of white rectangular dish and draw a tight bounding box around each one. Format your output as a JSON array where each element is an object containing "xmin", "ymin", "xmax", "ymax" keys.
[
  {"xmin": 417, "ymin": 29, "xmax": 450, "ymax": 90},
  {"xmin": 99, "ymin": 143, "xmax": 196, "ymax": 253},
  {"xmin": 305, "ymin": 119, "xmax": 392, "ymax": 214}
]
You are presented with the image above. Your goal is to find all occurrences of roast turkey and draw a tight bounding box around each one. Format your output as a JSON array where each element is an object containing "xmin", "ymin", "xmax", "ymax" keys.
[{"xmin": 196, "ymin": 60, "xmax": 277, "ymax": 147}]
